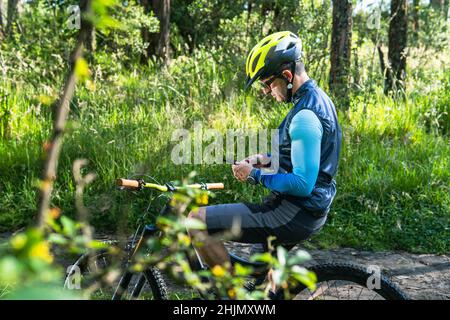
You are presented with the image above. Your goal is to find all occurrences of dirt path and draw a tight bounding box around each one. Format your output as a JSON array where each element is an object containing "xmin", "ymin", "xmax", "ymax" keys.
[
  {"xmin": 225, "ymin": 242, "xmax": 450, "ymax": 300},
  {"xmin": 2, "ymin": 233, "xmax": 448, "ymax": 299}
]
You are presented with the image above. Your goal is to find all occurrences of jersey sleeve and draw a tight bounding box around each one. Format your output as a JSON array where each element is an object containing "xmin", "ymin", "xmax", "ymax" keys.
[{"xmin": 258, "ymin": 109, "xmax": 323, "ymax": 197}]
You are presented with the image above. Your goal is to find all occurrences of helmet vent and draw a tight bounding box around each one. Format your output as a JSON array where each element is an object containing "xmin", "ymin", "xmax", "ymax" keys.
[
  {"xmin": 287, "ymin": 42, "xmax": 296, "ymax": 50},
  {"xmin": 261, "ymin": 39, "xmax": 271, "ymax": 47},
  {"xmin": 252, "ymin": 52, "xmax": 261, "ymax": 73}
]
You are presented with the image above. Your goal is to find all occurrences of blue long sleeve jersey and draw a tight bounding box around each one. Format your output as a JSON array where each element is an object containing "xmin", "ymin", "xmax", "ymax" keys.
[{"xmin": 252, "ymin": 109, "xmax": 323, "ymax": 197}]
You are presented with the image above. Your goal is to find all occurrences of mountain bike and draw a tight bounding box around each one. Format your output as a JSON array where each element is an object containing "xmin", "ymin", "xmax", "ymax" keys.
[{"xmin": 64, "ymin": 177, "xmax": 409, "ymax": 300}]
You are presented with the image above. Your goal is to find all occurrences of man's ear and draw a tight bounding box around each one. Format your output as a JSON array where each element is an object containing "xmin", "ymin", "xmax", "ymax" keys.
[{"xmin": 281, "ymin": 70, "xmax": 293, "ymax": 82}]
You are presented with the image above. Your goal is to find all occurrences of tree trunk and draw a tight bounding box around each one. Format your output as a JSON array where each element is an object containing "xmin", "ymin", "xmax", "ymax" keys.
[
  {"xmin": 157, "ymin": 0, "xmax": 170, "ymax": 63},
  {"xmin": 0, "ymin": 0, "xmax": 5, "ymax": 37},
  {"xmin": 245, "ymin": 0, "xmax": 252, "ymax": 39},
  {"xmin": 377, "ymin": 44, "xmax": 390, "ymax": 81},
  {"xmin": 430, "ymin": 0, "xmax": 444, "ymax": 11},
  {"xmin": 386, "ymin": 0, "xmax": 408, "ymax": 94},
  {"xmin": 140, "ymin": 0, "xmax": 150, "ymax": 63},
  {"xmin": 329, "ymin": 0, "xmax": 353, "ymax": 110},
  {"xmin": 444, "ymin": 0, "xmax": 449, "ymax": 19},
  {"xmin": 412, "ymin": 0, "xmax": 419, "ymax": 42},
  {"xmin": 141, "ymin": 0, "xmax": 170, "ymax": 64},
  {"xmin": 6, "ymin": 0, "xmax": 19, "ymax": 36},
  {"xmin": 85, "ymin": 26, "xmax": 96, "ymax": 52}
]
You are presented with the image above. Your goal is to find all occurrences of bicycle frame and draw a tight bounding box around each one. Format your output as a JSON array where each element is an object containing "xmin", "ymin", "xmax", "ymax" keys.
[
  {"xmin": 110, "ymin": 178, "xmax": 274, "ymax": 300},
  {"xmin": 111, "ymin": 195, "xmax": 207, "ymax": 300},
  {"xmin": 110, "ymin": 198, "xmax": 269, "ymax": 300}
]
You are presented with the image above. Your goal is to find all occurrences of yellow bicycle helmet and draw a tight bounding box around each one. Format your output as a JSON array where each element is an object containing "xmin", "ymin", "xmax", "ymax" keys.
[{"xmin": 245, "ymin": 31, "xmax": 303, "ymax": 98}]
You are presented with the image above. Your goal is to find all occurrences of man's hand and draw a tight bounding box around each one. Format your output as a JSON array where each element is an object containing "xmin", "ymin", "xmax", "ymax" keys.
[{"xmin": 232, "ymin": 161, "xmax": 253, "ymax": 182}]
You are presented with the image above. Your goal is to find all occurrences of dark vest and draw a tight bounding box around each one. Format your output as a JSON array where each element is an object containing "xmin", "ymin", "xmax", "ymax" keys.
[{"xmin": 275, "ymin": 79, "xmax": 342, "ymax": 216}]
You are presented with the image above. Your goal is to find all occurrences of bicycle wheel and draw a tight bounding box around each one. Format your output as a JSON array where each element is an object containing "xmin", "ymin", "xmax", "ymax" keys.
[
  {"xmin": 276, "ymin": 262, "xmax": 409, "ymax": 300},
  {"xmin": 113, "ymin": 267, "xmax": 169, "ymax": 300},
  {"xmin": 64, "ymin": 252, "xmax": 168, "ymax": 300}
]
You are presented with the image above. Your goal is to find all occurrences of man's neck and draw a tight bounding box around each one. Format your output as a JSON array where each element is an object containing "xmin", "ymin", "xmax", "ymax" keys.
[{"xmin": 292, "ymin": 72, "xmax": 310, "ymax": 96}]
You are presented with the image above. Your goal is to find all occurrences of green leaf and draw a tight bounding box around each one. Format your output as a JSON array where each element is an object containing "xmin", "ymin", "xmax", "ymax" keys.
[
  {"xmin": 287, "ymin": 250, "xmax": 311, "ymax": 266},
  {"xmin": 291, "ymin": 266, "xmax": 317, "ymax": 291},
  {"xmin": 183, "ymin": 218, "xmax": 206, "ymax": 230},
  {"xmin": 5, "ymin": 283, "xmax": 82, "ymax": 300},
  {"xmin": 60, "ymin": 216, "xmax": 77, "ymax": 237},
  {"xmin": 0, "ymin": 256, "xmax": 22, "ymax": 283},
  {"xmin": 47, "ymin": 234, "xmax": 67, "ymax": 245},
  {"xmin": 156, "ymin": 216, "xmax": 175, "ymax": 227},
  {"xmin": 87, "ymin": 240, "xmax": 109, "ymax": 249},
  {"xmin": 277, "ymin": 246, "xmax": 287, "ymax": 266},
  {"xmin": 250, "ymin": 252, "xmax": 275, "ymax": 264},
  {"xmin": 234, "ymin": 263, "xmax": 253, "ymax": 276}
]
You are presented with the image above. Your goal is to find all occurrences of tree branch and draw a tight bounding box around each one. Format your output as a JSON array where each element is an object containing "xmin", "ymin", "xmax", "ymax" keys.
[{"xmin": 36, "ymin": 0, "xmax": 93, "ymax": 229}]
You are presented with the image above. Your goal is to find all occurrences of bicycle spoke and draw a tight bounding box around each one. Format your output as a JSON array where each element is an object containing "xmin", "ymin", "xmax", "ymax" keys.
[
  {"xmin": 357, "ymin": 285, "xmax": 364, "ymax": 300},
  {"xmin": 308, "ymin": 282, "xmax": 329, "ymax": 300},
  {"xmin": 334, "ymin": 281, "xmax": 340, "ymax": 300}
]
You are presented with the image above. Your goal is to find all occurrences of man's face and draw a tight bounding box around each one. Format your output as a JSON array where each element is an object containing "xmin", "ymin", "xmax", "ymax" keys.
[{"xmin": 260, "ymin": 75, "xmax": 287, "ymax": 102}]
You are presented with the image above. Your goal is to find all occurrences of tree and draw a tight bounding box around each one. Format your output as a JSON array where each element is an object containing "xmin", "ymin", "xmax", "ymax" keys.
[
  {"xmin": 446, "ymin": 0, "xmax": 450, "ymax": 19},
  {"xmin": 412, "ymin": 0, "xmax": 419, "ymax": 42},
  {"xmin": 446, "ymin": 0, "xmax": 449, "ymax": 19},
  {"xmin": 430, "ymin": 0, "xmax": 444, "ymax": 11},
  {"xmin": 386, "ymin": 0, "xmax": 408, "ymax": 94},
  {"xmin": 0, "ymin": 0, "xmax": 4, "ymax": 37},
  {"xmin": 329, "ymin": 0, "xmax": 352, "ymax": 109},
  {"xmin": 6, "ymin": 0, "xmax": 19, "ymax": 37},
  {"xmin": 430, "ymin": 0, "xmax": 449, "ymax": 18},
  {"xmin": 141, "ymin": 0, "xmax": 171, "ymax": 64}
]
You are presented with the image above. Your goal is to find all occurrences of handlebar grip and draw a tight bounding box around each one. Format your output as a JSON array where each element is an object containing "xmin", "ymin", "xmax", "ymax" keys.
[
  {"xmin": 116, "ymin": 178, "xmax": 140, "ymax": 188},
  {"xmin": 205, "ymin": 183, "xmax": 224, "ymax": 190}
]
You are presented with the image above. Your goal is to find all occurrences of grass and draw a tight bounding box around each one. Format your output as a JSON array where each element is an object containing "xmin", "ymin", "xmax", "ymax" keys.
[{"xmin": 0, "ymin": 45, "xmax": 448, "ymax": 255}]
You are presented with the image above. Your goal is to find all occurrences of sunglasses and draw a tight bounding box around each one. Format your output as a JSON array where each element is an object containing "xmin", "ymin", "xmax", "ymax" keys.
[
  {"xmin": 260, "ymin": 75, "xmax": 278, "ymax": 89},
  {"xmin": 259, "ymin": 73, "xmax": 286, "ymax": 92}
]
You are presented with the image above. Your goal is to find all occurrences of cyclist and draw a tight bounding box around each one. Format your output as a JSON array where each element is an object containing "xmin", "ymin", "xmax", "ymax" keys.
[{"xmin": 187, "ymin": 31, "xmax": 342, "ymax": 271}]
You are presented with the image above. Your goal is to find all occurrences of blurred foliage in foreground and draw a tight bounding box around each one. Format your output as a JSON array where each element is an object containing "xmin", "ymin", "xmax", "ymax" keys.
[
  {"xmin": 0, "ymin": 0, "xmax": 448, "ymax": 257},
  {"xmin": 0, "ymin": 177, "xmax": 315, "ymax": 299}
]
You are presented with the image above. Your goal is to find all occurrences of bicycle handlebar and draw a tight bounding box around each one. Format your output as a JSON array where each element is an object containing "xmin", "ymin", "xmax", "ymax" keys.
[
  {"xmin": 116, "ymin": 178, "xmax": 224, "ymax": 191},
  {"xmin": 116, "ymin": 178, "xmax": 141, "ymax": 188},
  {"xmin": 186, "ymin": 183, "xmax": 224, "ymax": 190}
]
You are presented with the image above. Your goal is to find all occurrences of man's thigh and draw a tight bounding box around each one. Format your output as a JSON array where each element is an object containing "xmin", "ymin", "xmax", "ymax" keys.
[{"xmin": 205, "ymin": 199, "xmax": 311, "ymax": 244}]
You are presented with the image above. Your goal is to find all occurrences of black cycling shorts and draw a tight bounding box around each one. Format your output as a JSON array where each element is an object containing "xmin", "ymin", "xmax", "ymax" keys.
[{"xmin": 205, "ymin": 194, "xmax": 328, "ymax": 245}]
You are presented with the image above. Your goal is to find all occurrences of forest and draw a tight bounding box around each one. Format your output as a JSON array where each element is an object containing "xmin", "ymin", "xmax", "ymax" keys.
[{"xmin": 0, "ymin": 0, "xmax": 448, "ymax": 301}]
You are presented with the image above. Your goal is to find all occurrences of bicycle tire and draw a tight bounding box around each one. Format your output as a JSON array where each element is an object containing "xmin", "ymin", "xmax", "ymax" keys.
[
  {"xmin": 276, "ymin": 262, "xmax": 409, "ymax": 300},
  {"xmin": 65, "ymin": 252, "xmax": 169, "ymax": 300},
  {"xmin": 123, "ymin": 267, "xmax": 169, "ymax": 300}
]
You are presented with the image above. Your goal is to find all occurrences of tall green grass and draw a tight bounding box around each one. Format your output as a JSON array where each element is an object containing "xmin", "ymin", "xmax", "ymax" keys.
[{"xmin": 0, "ymin": 48, "xmax": 448, "ymax": 254}]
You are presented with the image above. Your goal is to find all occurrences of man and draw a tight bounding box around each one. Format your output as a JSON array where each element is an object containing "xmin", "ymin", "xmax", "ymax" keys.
[{"xmin": 187, "ymin": 31, "xmax": 342, "ymax": 271}]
